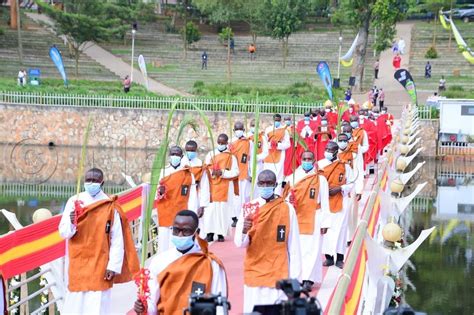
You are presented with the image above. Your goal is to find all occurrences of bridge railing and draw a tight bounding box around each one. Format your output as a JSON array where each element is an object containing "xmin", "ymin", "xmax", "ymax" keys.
[{"xmin": 0, "ymin": 91, "xmax": 323, "ymax": 114}]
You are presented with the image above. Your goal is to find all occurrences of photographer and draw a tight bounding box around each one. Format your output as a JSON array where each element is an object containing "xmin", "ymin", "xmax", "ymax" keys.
[{"xmin": 133, "ymin": 210, "xmax": 227, "ymax": 314}]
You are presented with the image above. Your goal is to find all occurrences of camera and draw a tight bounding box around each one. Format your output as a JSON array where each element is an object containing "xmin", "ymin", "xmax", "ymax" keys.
[
  {"xmin": 252, "ymin": 279, "xmax": 322, "ymax": 315},
  {"xmin": 184, "ymin": 293, "xmax": 231, "ymax": 315}
]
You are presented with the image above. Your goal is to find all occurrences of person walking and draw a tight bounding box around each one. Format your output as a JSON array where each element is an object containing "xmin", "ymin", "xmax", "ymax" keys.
[
  {"xmin": 344, "ymin": 88, "xmax": 352, "ymax": 101},
  {"xmin": 248, "ymin": 43, "xmax": 256, "ymax": 61},
  {"xmin": 378, "ymin": 88, "xmax": 385, "ymax": 110},
  {"xmin": 374, "ymin": 59, "xmax": 380, "ymax": 79},
  {"xmin": 230, "ymin": 38, "xmax": 235, "ymax": 54},
  {"xmin": 392, "ymin": 53, "xmax": 401, "ymax": 70},
  {"xmin": 425, "ymin": 62, "xmax": 432, "ymax": 78},
  {"xmin": 438, "ymin": 76, "xmax": 446, "ymax": 93},
  {"xmin": 201, "ymin": 51, "xmax": 208, "ymax": 70}
]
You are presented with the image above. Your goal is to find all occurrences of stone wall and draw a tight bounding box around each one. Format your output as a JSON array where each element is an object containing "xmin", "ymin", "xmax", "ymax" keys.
[
  {"xmin": 0, "ymin": 104, "xmax": 277, "ymax": 149},
  {"xmin": 418, "ymin": 120, "xmax": 439, "ymax": 158}
]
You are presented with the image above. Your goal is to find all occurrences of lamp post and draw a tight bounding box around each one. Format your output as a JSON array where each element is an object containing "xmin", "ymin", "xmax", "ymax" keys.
[
  {"xmin": 337, "ymin": 36, "xmax": 343, "ymax": 79},
  {"xmin": 16, "ymin": 0, "xmax": 23, "ymax": 65},
  {"xmin": 130, "ymin": 28, "xmax": 136, "ymax": 83}
]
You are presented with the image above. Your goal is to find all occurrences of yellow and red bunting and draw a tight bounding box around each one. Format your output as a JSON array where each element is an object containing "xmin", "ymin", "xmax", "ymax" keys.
[{"xmin": 0, "ymin": 186, "xmax": 144, "ymax": 279}]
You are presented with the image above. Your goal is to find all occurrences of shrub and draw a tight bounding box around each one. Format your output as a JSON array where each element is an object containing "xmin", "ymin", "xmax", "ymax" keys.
[
  {"xmin": 181, "ymin": 22, "xmax": 201, "ymax": 45},
  {"xmin": 425, "ymin": 46, "xmax": 438, "ymax": 59},
  {"xmin": 0, "ymin": 27, "xmax": 4, "ymax": 36},
  {"xmin": 449, "ymin": 85, "xmax": 464, "ymax": 91},
  {"xmin": 165, "ymin": 20, "xmax": 178, "ymax": 33},
  {"xmin": 218, "ymin": 27, "xmax": 234, "ymax": 45}
]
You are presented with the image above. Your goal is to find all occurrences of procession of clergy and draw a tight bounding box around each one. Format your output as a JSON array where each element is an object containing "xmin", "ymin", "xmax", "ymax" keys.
[{"xmin": 59, "ymin": 102, "xmax": 393, "ymax": 314}]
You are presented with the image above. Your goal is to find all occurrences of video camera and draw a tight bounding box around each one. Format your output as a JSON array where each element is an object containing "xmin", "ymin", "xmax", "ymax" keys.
[
  {"xmin": 252, "ymin": 279, "xmax": 322, "ymax": 315},
  {"xmin": 184, "ymin": 293, "xmax": 230, "ymax": 315}
]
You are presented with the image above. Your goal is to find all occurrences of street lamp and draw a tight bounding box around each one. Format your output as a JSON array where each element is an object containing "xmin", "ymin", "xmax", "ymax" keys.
[{"xmin": 130, "ymin": 28, "xmax": 136, "ymax": 83}]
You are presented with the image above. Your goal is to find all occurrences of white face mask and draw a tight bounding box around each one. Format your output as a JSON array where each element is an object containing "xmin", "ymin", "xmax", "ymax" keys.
[
  {"xmin": 235, "ymin": 130, "xmax": 244, "ymax": 138},
  {"xmin": 170, "ymin": 155, "xmax": 182, "ymax": 167},
  {"xmin": 249, "ymin": 127, "xmax": 255, "ymax": 134},
  {"xmin": 217, "ymin": 144, "xmax": 227, "ymax": 152},
  {"xmin": 324, "ymin": 151, "xmax": 334, "ymax": 161},
  {"xmin": 337, "ymin": 141, "xmax": 348, "ymax": 150}
]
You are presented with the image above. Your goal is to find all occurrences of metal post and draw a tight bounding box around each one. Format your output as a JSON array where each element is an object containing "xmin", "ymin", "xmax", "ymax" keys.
[
  {"xmin": 16, "ymin": 0, "xmax": 23, "ymax": 65},
  {"xmin": 130, "ymin": 29, "xmax": 136, "ymax": 83},
  {"xmin": 337, "ymin": 36, "xmax": 342, "ymax": 79}
]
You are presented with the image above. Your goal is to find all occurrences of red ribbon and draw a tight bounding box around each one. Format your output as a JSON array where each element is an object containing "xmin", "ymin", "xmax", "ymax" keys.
[
  {"xmin": 73, "ymin": 200, "xmax": 84, "ymax": 225},
  {"xmin": 134, "ymin": 268, "xmax": 151, "ymax": 313},
  {"xmin": 289, "ymin": 189, "xmax": 297, "ymax": 208}
]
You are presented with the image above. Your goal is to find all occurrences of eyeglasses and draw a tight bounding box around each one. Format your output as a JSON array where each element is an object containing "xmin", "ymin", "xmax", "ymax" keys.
[{"xmin": 171, "ymin": 226, "xmax": 196, "ymax": 236}]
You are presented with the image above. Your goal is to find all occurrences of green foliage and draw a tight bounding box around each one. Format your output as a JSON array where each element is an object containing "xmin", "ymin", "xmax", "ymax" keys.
[
  {"xmin": 443, "ymin": 85, "xmax": 474, "ymax": 99},
  {"xmin": 372, "ymin": 0, "xmax": 408, "ymax": 53},
  {"xmin": 0, "ymin": 27, "xmax": 4, "ymax": 36},
  {"xmin": 425, "ymin": 46, "xmax": 438, "ymax": 58},
  {"xmin": 181, "ymin": 22, "xmax": 201, "ymax": 45},
  {"xmin": 192, "ymin": 0, "xmax": 243, "ymax": 24},
  {"xmin": 263, "ymin": 0, "xmax": 307, "ymax": 40},
  {"xmin": 192, "ymin": 81, "xmax": 344, "ymax": 103},
  {"xmin": 218, "ymin": 26, "xmax": 234, "ymax": 44}
]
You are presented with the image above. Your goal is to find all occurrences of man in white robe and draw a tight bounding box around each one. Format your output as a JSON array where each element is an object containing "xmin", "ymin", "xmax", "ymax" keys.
[
  {"xmin": 155, "ymin": 146, "xmax": 197, "ymax": 253},
  {"xmin": 263, "ymin": 114, "xmax": 290, "ymax": 194},
  {"xmin": 234, "ymin": 170, "xmax": 301, "ymax": 313},
  {"xmin": 59, "ymin": 168, "xmax": 124, "ymax": 315},
  {"xmin": 133, "ymin": 210, "xmax": 227, "ymax": 315},
  {"xmin": 284, "ymin": 151, "xmax": 330, "ymax": 288},
  {"xmin": 318, "ymin": 142, "xmax": 354, "ymax": 268},
  {"xmin": 201, "ymin": 133, "xmax": 239, "ymax": 242}
]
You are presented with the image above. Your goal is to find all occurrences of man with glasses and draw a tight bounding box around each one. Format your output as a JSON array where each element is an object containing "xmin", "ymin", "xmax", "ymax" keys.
[{"xmin": 134, "ymin": 210, "xmax": 227, "ymax": 314}]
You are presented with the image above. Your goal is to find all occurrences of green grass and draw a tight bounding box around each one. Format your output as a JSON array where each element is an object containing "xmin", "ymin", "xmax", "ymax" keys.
[
  {"xmin": 193, "ymin": 81, "xmax": 344, "ymax": 103},
  {"xmin": 0, "ymin": 77, "xmax": 156, "ymax": 97},
  {"xmin": 148, "ymin": 63, "xmax": 179, "ymax": 73}
]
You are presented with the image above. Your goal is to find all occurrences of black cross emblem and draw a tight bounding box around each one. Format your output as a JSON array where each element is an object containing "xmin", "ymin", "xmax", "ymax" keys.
[
  {"xmin": 191, "ymin": 281, "xmax": 206, "ymax": 295},
  {"xmin": 309, "ymin": 188, "xmax": 316, "ymax": 199},
  {"xmin": 338, "ymin": 173, "xmax": 344, "ymax": 183},
  {"xmin": 277, "ymin": 225, "xmax": 286, "ymax": 242},
  {"xmin": 181, "ymin": 185, "xmax": 190, "ymax": 196},
  {"xmin": 241, "ymin": 153, "xmax": 248, "ymax": 164}
]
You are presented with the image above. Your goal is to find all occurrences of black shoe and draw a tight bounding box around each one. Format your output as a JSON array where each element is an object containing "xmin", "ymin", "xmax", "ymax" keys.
[
  {"xmin": 347, "ymin": 241, "xmax": 352, "ymax": 247},
  {"xmin": 302, "ymin": 280, "xmax": 314, "ymax": 292},
  {"xmin": 335, "ymin": 260, "xmax": 344, "ymax": 269},
  {"xmin": 206, "ymin": 233, "xmax": 214, "ymax": 242},
  {"xmin": 323, "ymin": 258, "xmax": 334, "ymax": 267},
  {"xmin": 217, "ymin": 235, "xmax": 225, "ymax": 242},
  {"xmin": 231, "ymin": 217, "xmax": 238, "ymax": 228}
]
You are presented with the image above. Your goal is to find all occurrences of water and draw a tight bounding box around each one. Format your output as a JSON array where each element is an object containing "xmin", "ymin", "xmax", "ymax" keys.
[
  {"xmin": 1, "ymin": 146, "xmax": 473, "ymax": 313},
  {"xmin": 403, "ymin": 160, "xmax": 473, "ymax": 315}
]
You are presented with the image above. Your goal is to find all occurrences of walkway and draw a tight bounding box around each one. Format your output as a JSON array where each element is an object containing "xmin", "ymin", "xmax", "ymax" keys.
[
  {"xmin": 353, "ymin": 22, "xmax": 430, "ymax": 117},
  {"xmin": 25, "ymin": 12, "xmax": 188, "ymax": 96}
]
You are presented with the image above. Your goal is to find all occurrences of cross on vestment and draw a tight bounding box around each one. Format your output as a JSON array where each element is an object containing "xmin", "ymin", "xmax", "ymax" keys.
[
  {"xmin": 195, "ymin": 287, "xmax": 203, "ymax": 295},
  {"xmin": 279, "ymin": 229, "xmax": 285, "ymax": 239}
]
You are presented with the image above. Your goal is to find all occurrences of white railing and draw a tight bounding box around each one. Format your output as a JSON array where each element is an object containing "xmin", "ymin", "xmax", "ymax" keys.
[
  {"xmin": 417, "ymin": 106, "xmax": 433, "ymax": 120},
  {"xmin": 0, "ymin": 183, "xmax": 126, "ymax": 198},
  {"xmin": 0, "ymin": 91, "xmax": 323, "ymax": 114},
  {"xmin": 437, "ymin": 142, "xmax": 474, "ymax": 157}
]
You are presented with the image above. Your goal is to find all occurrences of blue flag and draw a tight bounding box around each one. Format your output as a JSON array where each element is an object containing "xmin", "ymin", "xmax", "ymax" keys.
[
  {"xmin": 316, "ymin": 61, "xmax": 333, "ymax": 100},
  {"xmin": 49, "ymin": 46, "xmax": 68, "ymax": 86}
]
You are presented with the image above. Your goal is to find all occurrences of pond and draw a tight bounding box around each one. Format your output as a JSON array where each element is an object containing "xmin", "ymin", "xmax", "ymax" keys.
[{"xmin": 0, "ymin": 146, "xmax": 472, "ymax": 314}]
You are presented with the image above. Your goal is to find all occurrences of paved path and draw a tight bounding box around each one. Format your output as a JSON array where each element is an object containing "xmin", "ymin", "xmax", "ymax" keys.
[
  {"xmin": 353, "ymin": 22, "xmax": 430, "ymax": 117},
  {"xmin": 25, "ymin": 12, "xmax": 188, "ymax": 96}
]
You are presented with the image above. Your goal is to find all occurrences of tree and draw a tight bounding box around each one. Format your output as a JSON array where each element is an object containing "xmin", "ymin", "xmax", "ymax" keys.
[
  {"xmin": 424, "ymin": 0, "xmax": 451, "ymax": 48},
  {"xmin": 181, "ymin": 21, "xmax": 201, "ymax": 54},
  {"xmin": 332, "ymin": 0, "xmax": 408, "ymax": 91},
  {"xmin": 192, "ymin": 0, "xmax": 243, "ymax": 80},
  {"xmin": 239, "ymin": 0, "xmax": 266, "ymax": 45},
  {"xmin": 263, "ymin": 0, "xmax": 308, "ymax": 68},
  {"xmin": 37, "ymin": 0, "xmax": 132, "ymax": 76}
]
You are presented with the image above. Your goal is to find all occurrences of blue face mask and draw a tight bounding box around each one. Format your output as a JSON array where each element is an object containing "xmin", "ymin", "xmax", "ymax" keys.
[
  {"xmin": 84, "ymin": 182, "xmax": 102, "ymax": 197},
  {"xmin": 350, "ymin": 121, "xmax": 359, "ymax": 129},
  {"xmin": 274, "ymin": 121, "xmax": 281, "ymax": 128},
  {"xmin": 171, "ymin": 234, "xmax": 195, "ymax": 251},
  {"xmin": 345, "ymin": 132, "xmax": 352, "ymax": 140},
  {"xmin": 170, "ymin": 155, "xmax": 182, "ymax": 167},
  {"xmin": 235, "ymin": 130, "xmax": 245, "ymax": 138},
  {"xmin": 304, "ymin": 117, "xmax": 310, "ymax": 122},
  {"xmin": 186, "ymin": 151, "xmax": 197, "ymax": 160},
  {"xmin": 217, "ymin": 144, "xmax": 227, "ymax": 152},
  {"xmin": 302, "ymin": 161, "xmax": 314, "ymax": 172},
  {"xmin": 258, "ymin": 186, "xmax": 274, "ymax": 200},
  {"xmin": 324, "ymin": 151, "xmax": 335, "ymax": 161},
  {"xmin": 285, "ymin": 120, "xmax": 291, "ymax": 126}
]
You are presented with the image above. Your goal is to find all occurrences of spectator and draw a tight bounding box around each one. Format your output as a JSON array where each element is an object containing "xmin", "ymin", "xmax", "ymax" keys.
[
  {"xmin": 425, "ymin": 61, "xmax": 432, "ymax": 78},
  {"xmin": 123, "ymin": 75, "xmax": 131, "ymax": 93},
  {"xmin": 372, "ymin": 86, "xmax": 379, "ymax": 106},
  {"xmin": 392, "ymin": 40, "xmax": 399, "ymax": 54},
  {"xmin": 344, "ymin": 88, "xmax": 352, "ymax": 101},
  {"xmin": 201, "ymin": 51, "xmax": 208, "ymax": 70},
  {"xmin": 392, "ymin": 53, "xmax": 401, "ymax": 69},
  {"xmin": 438, "ymin": 76, "xmax": 446, "ymax": 93},
  {"xmin": 230, "ymin": 38, "xmax": 235, "ymax": 54},
  {"xmin": 374, "ymin": 59, "xmax": 379, "ymax": 79},
  {"xmin": 248, "ymin": 43, "xmax": 256, "ymax": 60},
  {"xmin": 378, "ymin": 88, "xmax": 385, "ymax": 110},
  {"xmin": 17, "ymin": 69, "xmax": 27, "ymax": 87},
  {"xmin": 398, "ymin": 37, "xmax": 406, "ymax": 55}
]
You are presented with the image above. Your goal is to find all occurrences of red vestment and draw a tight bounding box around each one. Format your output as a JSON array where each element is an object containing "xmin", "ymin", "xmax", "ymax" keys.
[{"xmin": 360, "ymin": 119, "xmax": 378, "ymax": 165}]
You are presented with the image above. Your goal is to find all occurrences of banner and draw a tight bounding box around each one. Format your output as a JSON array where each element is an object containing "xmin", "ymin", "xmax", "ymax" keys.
[
  {"xmin": 394, "ymin": 69, "xmax": 417, "ymax": 105},
  {"xmin": 316, "ymin": 61, "xmax": 333, "ymax": 100},
  {"xmin": 49, "ymin": 46, "xmax": 68, "ymax": 86},
  {"xmin": 138, "ymin": 54, "xmax": 149, "ymax": 90}
]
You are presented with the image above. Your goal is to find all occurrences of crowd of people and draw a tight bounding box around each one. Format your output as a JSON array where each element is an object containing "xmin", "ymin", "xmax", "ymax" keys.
[{"xmin": 59, "ymin": 101, "xmax": 394, "ymax": 314}]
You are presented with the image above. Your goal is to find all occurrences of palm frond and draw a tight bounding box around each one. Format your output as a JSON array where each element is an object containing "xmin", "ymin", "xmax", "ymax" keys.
[
  {"xmin": 76, "ymin": 116, "xmax": 93, "ymax": 197},
  {"xmin": 250, "ymin": 97, "xmax": 260, "ymax": 198},
  {"xmin": 191, "ymin": 104, "xmax": 215, "ymax": 158},
  {"xmin": 176, "ymin": 115, "xmax": 199, "ymax": 145}
]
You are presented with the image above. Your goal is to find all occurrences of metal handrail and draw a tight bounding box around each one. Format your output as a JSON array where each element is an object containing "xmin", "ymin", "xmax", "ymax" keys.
[
  {"xmin": 7, "ymin": 268, "xmax": 51, "ymax": 292},
  {"xmin": 31, "ymin": 297, "xmax": 63, "ymax": 315},
  {"xmin": 8, "ymin": 282, "xmax": 56, "ymax": 311}
]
